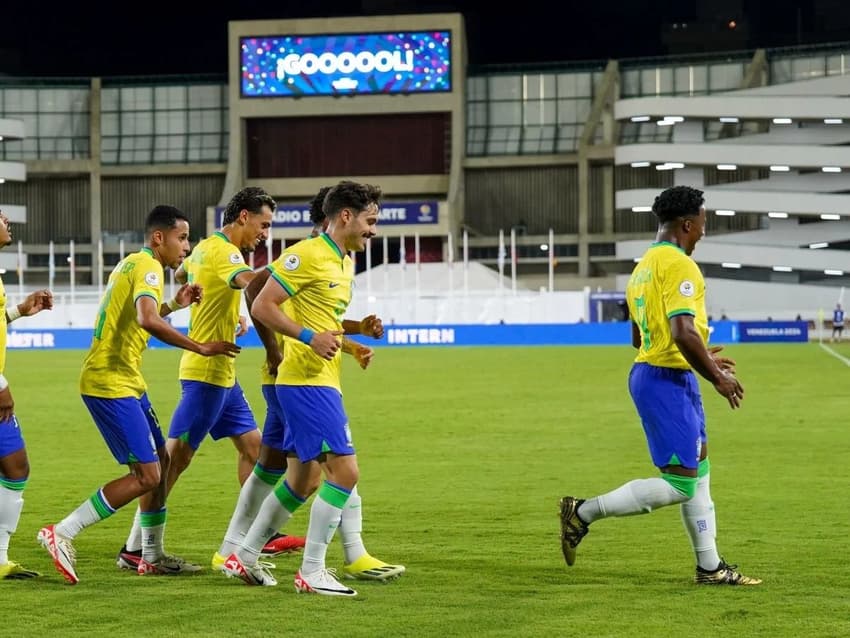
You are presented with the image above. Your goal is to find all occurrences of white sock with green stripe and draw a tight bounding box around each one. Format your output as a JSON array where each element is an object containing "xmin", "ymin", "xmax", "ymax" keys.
[
  {"xmin": 140, "ymin": 508, "xmax": 167, "ymax": 562},
  {"xmin": 219, "ymin": 463, "xmax": 283, "ymax": 557},
  {"xmin": 340, "ymin": 486, "xmax": 367, "ymax": 564},
  {"xmin": 301, "ymin": 481, "xmax": 350, "ymax": 576},
  {"xmin": 237, "ymin": 479, "xmax": 305, "ymax": 567},
  {"xmin": 681, "ymin": 459, "xmax": 721, "ymax": 571},
  {"xmin": 125, "ymin": 508, "xmax": 142, "ymax": 552},
  {"xmin": 0, "ymin": 478, "xmax": 27, "ymax": 564},
  {"xmin": 56, "ymin": 488, "xmax": 116, "ymax": 539},
  {"xmin": 577, "ymin": 477, "xmax": 691, "ymax": 523}
]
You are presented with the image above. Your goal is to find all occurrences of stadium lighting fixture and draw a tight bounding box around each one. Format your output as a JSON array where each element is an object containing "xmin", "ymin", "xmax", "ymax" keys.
[
  {"xmin": 721, "ymin": 262, "xmax": 742, "ymax": 269},
  {"xmin": 662, "ymin": 116, "xmax": 684, "ymax": 122},
  {"xmin": 657, "ymin": 120, "xmax": 676, "ymax": 127},
  {"xmin": 768, "ymin": 212, "xmax": 788, "ymax": 219},
  {"xmin": 656, "ymin": 162, "xmax": 684, "ymax": 170},
  {"xmin": 630, "ymin": 161, "xmax": 650, "ymax": 167},
  {"xmin": 824, "ymin": 118, "xmax": 843, "ymax": 124},
  {"xmin": 631, "ymin": 206, "xmax": 653, "ymax": 212},
  {"xmin": 539, "ymin": 244, "xmax": 549, "ymax": 251},
  {"xmin": 630, "ymin": 115, "xmax": 651, "ymax": 122},
  {"xmin": 824, "ymin": 269, "xmax": 844, "ymax": 276},
  {"xmin": 633, "ymin": 257, "xmax": 642, "ymax": 263},
  {"xmin": 719, "ymin": 117, "xmax": 739, "ymax": 123},
  {"xmin": 0, "ymin": 179, "xmax": 5, "ymax": 184},
  {"xmin": 715, "ymin": 210, "xmax": 736, "ymax": 216},
  {"xmin": 772, "ymin": 266, "xmax": 793, "ymax": 272},
  {"xmin": 0, "ymin": 269, "xmax": 5, "ymax": 274},
  {"xmin": 809, "ymin": 242, "xmax": 829, "ymax": 249},
  {"xmin": 716, "ymin": 164, "xmax": 737, "ymax": 170},
  {"xmin": 820, "ymin": 214, "xmax": 841, "ymax": 220},
  {"xmin": 822, "ymin": 166, "xmax": 842, "ymax": 173},
  {"xmin": 772, "ymin": 118, "xmax": 793, "ymax": 124},
  {"xmin": 770, "ymin": 165, "xmax": 790, "ymax": 172}
]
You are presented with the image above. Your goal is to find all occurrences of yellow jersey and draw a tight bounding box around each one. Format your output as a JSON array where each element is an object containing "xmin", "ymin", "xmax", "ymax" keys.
[
  {"xmin": 626, "ymin": 242, "xmax": 708, "ymax": 369},
  {"xmin": 268, "ymin": 234, "xmax": 354, "ymax": 390},
  {"xmin": 0, "ymin": 278, "xmax": 7, "ymax": 375},
  {"xmin": 178, "ymin": 232, "xmax": 252, "ymax": 387},
  {"xmin": 80, "ymin": 248, "xmax": 164, "ymax": 398}
]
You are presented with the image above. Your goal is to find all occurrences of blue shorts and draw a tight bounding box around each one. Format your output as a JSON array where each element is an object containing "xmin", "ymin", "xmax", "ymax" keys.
[
  {"xmin": 82, "ymin": 393, "xmax": 165, "ymax": 465},
  {"xmin": 260, "ymin": 384, "xmax": 291, "ymax": 452},
  {"xmin": 0, "ymin": 415, "xmax": 25, "ymax": 458},
  {"xmin": 276, "ymin": 385, "xmax": 353, "ymax": 463},
  {"xmin": 628, "ymin": 363, "xmax": 706, "ymax": 470},
  {"xmin": 168, "ymin": 380, "xmax": 257, "ymax": 450}
]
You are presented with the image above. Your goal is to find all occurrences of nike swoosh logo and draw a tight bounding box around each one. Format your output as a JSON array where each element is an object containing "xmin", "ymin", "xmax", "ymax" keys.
[{"xmin": 329, "ymin": 282, "xmax": 340, "ymax": 288}]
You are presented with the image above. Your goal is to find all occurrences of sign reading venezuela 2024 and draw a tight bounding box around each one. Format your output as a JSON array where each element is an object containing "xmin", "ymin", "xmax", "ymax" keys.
[
  {"xmin": 217, "ymin": 201, "xmax": 439, "ymax": 228},
  {"xmin": 240, "ymin": 31, "xmax": 451, "ymax": 97}
]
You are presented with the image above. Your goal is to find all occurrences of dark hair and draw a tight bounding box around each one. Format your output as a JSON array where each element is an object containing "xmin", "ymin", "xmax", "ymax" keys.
[
  {"xmin": 145, "ymin": 205, "xmax": 189, "ymax": 236},
  {"xmin": 652, "ymin": 186, "xmax": 705, "ymax": 223},
  {"xmin": 309, "ymin": 186, "xmax": 333, "ymax": 225},
  {"xmin": 222, "ymin": 187, "xmax": 276, "ymax": 225},
  {"xmin": 323, "ymin": 181, "xmax": 382, "ymax": 219}
]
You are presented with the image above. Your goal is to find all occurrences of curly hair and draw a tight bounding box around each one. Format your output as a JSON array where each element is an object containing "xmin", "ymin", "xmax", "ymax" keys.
[
  {"xmin": 308, "ymin": 186, "xmax": 332, "ymax": 225},
  {"xmin": 323, "ymin": 181, "xmax": 382, "ymax": 219},
  {"xmin": 652, "ymin": 186, "xmax": 704, "ymax": 223},
  {"xmin": 222, "ymin": 187, "xmax": 276, "ymax": 225}
]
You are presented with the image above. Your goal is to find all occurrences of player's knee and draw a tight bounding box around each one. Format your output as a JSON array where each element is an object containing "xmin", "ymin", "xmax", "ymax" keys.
[
  {"xmin": 134, "ymin": 466, "xmax": 161, "ymax": 492},
  {"xmin": 661, "ymin": 472, "xmax": 698, "ymax": 500}
]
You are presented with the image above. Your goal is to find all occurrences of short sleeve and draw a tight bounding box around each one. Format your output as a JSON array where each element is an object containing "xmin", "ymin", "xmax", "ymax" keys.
[
  {"xmin": 268, "ymin": 242, "xmax": 312, "ymax": 297},
  {"xmin": 661, "ymin": 255, "xmax": 703, "ymax": 319},
  {"xmin": 214, "ymin": 242, "xmax": 253, "ymax": 288},
  {"xmin": 133, "ymin": 261, "xmax": 164, "ymax": 305}
]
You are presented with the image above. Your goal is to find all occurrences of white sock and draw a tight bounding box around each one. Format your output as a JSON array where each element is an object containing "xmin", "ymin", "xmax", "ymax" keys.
[
  {"xmin": 578, "ymin": 478, "xmax": 689, "ymax": 523},
  {"xmin": 0, "ymin": 485, "xmax": 25, "ymax": 564},
  {"xmin": 140, "ymin": 508, "xmax": 167, "ymax": 562},
  {"xmin": 237, "ymin": 492, "xmax": 294, "ymax": 567},
  {"xmin": 56, "ymin": 489, "xmax": 116, "ymax": 539},
  {"xmin": 681, "ymin": 473, "xmax": 721, "ymax": 571},
  {"xmin": 301, "ymin": 494, "xmax": 345, "ymax": 576},
  {"xmin": 340, "ymin": 486, "xmax": 367, "ymax": 564},
  {"xmin": 125, "ymin": 508, "xmax": 142, "ymax": 552},
  {"xmin": 219, "ymin": 471, "xmax": 277, "ymax": 557}
]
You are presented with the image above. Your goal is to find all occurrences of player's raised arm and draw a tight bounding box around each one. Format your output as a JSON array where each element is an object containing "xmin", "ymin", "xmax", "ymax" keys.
[{"xmin": 136, "ymin": 295, "xmax": 240, "ymax": 358}]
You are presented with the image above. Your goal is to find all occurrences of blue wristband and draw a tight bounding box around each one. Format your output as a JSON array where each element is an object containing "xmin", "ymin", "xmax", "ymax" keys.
[{"xmin": 298, "ymin": 328, "xmax": 315, "ymax": 345}]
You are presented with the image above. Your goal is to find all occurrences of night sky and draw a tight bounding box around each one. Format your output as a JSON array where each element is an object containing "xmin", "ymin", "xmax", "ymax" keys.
[{"xmin": 1, "ymin": 0, "xmax": 847, "ymax": 77}]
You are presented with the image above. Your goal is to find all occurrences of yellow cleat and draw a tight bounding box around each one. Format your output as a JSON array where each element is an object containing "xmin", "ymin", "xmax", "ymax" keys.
[
  {"xmin": 343, "ymin": 554, "xmax": 405, "ymax": 582},
  {"xmin": 695, "ymin": 559, "xmax": 762, "ymax": 586},
  {"xmin": 0, "ymin": 561, "xmax": 40, "ymax": 580},
  {"xmin": 212, "ymin": 552, "xmax": 227, "ymax": 572}
]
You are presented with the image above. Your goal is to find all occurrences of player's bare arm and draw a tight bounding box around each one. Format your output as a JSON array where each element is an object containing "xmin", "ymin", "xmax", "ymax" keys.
[
  {"xmin": 244, "ymin": 267, "xmax": 282, "ymax": 372},
  {"xmin": 342, "ymin": 337, "xmax": 374, "ymax": 369},
  {"xmin": 174, "ymin": 264, "xmax": 188, "ymax": 285},
  {"xmin": 159, "ymin": 283, "xmax": 203, "ymax": 317},
  {"xmin": 136, "ymin": 295, "xmax": 240, "ymax": 358},
  {"xmin": 342, "ymin": 314, "xmax": 384, "ymax": 339},
  {"xmin": 252, "ymin": 276, "xmax": 342, "ymax": 361},
  {"xmin": 670, "ymin": 314, "xmax": 743, "ymax": 409}
]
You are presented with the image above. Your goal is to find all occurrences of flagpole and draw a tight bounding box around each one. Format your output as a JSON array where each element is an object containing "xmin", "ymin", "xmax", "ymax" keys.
[
  {"xmin": 510, "ymin": 228, "xmax": 517, "ymax": 296},
  {"xmin": 69, "ymin": 239, "xmax": 76, "ymax": 308},
  {"xmin": 119, "ymin": 238, "xmax": 125, "ymax": 262},
  {"xmin": 498, "ymin": 229, "xmax": 505, "ymax": 293},
  {"xmin": 462, "ymin": 228, "xmax": 469, "ymax": 296},
  {"xmin": 48, "ymin": 240, "xmax": 55, "ymax": 291},
  {"xmin": 548, "ymin": 228, "xmax": 555, "ymax": 293}
]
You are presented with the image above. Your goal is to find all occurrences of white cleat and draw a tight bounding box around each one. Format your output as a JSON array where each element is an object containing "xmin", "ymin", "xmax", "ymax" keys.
[
  {"xmin": 223, "ymin": 553, "xmax": 278, "ymax": 586},
  {"xmin": 137, "ymin": 554, "xmax": 203, "ymax": 575},
  {"xmin": 37, "ymin": 525, "xmax": 79, "ymax": 585},
  {"xmin": 294, "ymin": 568, "xmax": 357, "ymax": 597}
]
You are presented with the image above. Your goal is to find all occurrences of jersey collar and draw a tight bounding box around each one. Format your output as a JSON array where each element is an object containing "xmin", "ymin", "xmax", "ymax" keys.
[
  {"xmin": 213, "ymin": 231, "xmax": 233, "ymax": 244},
  {"xmin": 319, "ymin": 232, "xmax": 345, "ymax": 260},
  {"xmin": 141, "ymin": 247, "xmax": 154, "ymax": 257},
  {"xmin": 650, "ymin": 241, "xmax": 685, "ymax": 254}
]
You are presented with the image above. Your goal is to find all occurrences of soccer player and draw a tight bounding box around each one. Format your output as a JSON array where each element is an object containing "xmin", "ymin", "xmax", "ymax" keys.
[
  {"xmin": 832, "ymin": 303, "xmax": 844, "ymax": 342},
  {"xmin": 222, "ymin": 180, "xmax": 401, "ymax": 596},
  {"xmin": 559, "ymin": 186, "xmax": 761, "ymax": 586},
  {"xmin": 213, "ymin": 186, "xmax": 402, "ymax": 585},
  {"xmin": 38, "ymin": 205, "xmax": 240, "ymax": 584},
  {"xmin": 114, "ymin": 187, "xmax": 287, "ymax": 570},
  {"xmin": 0, "ymin": 210, "xmax": 53, "ymax": 580}
]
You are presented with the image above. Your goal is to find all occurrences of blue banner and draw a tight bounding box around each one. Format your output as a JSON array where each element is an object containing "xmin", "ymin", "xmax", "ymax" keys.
[
  {"xmin": 217, "ymin": 201, "xmax": 438, "ymax": 229},
  {"xmin": 737, "ymin": 321, "xmax": 808, "ymax": 342}
]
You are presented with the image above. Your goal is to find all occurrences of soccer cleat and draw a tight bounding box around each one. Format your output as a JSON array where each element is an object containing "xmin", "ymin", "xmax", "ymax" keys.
[
  {"xmin": 343, "ymin": 554, "xmax": 406, "ymax": 581},
  {"xmin": 261, "ymin": 533, "xmax": 306, "ymax": 556},
  {"xmin": 223, "ymin": 553, "xmax": 278, "ymax": 586},
  {"xmin": 559, "ymin": 496, "xmax": 589, "ymax": 567},
  {"xmin": 116, "ymin": 545, "xmax": 142, "ymax": 570},
  {"xmin": 695, "ymin": 559, "xmax": 762, "ymax": 586},
  {"xmin": 0, "ymin": 561, "xmax": 40, "ymax": 579},
  {"xmin": 212, "ymin": 552, "xmax": 226, "ymax": 571},
  {"xmin": 137, "ymin": 554, "xmax": 203, "ymax": 576},
  {"xmin": 37, "ymin": 524, "xmax": 79, "ymax": 585},
  {"xmin": 294, "ymin": 568, "xmax": 357, "ymax": 597}
]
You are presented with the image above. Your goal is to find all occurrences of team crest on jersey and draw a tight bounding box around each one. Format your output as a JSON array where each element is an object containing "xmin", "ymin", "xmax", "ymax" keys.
[
  {"xmin": 144, "ymin": 271, "xmax": 160, "ymax": 286},
  {"xmin": 229, "ymin": 252, "xmax": 243, "ymax": 265},
  {"xmin": 283, "ymin": 254, "xmax": 300, "ymax": 271},
  {"xmin": 679, "ymin": 280, "xmax": 694, "ymax": 297}
]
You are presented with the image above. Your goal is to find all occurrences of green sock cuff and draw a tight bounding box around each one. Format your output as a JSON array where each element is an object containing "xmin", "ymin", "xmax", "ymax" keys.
[
  {"xmin": 140, "ymin": 509, "xmax": 167, "ymax": 527},
  {"xmin": 274, "ymin": 480, "xmax": 306, "ymax": 514},
  {"xmin": 89, "ymin": 489, "xmax": 116, "ymax": 520},
  {"xmin": 253, "ymin": 463, "xmax": 284, "ymax": 487},
  {"xmin": 317, "ymin": 481, "xmax": 351, "ymax": 509},
  {"xmin": 0, "ymin": 477, "xmax": 27, "ymax": 491},
  {"xmin": 661, "ymin": 472, "xmax": 698, "ymax": 498},
  {"xmin": 697, "ymin": 458, "xmax": 710, "ymax": 478}
]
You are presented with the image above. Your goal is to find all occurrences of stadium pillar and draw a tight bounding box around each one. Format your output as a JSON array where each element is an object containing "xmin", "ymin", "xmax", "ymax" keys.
[{"xmin": 89, "ymin": 77, "xmax": 103, "ymax": 287}]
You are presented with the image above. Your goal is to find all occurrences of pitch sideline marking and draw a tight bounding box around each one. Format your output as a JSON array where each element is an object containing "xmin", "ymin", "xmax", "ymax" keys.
[{"xmin": 819, "ymin": 342, "xmax": 850, "ymax": 367}]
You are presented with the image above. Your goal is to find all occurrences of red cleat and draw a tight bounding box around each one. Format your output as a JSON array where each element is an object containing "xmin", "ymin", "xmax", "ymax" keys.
[{"xmin": 261, "ymin": 533, "xmax": 305, "ymax": 556}]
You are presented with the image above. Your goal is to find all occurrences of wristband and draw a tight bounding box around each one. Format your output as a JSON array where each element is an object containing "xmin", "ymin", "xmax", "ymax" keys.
[
  {"xmin": 167, "ymin": 298, "xmax": 182, "ymax": 312},
  {"xmin": 0, "ymin": 374, "xmax": 8, "ymax": 391},
  {"xmin": 298, "ymin": 327, "xmax": 315, "ymax": 345},
  {"xmin": 6, "ymin": 305, "xmax": 21, "ymax": 323}
]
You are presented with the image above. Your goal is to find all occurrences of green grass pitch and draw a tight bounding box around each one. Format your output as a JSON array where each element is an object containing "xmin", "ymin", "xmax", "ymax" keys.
[{"xmin": 2, "ymin": 344, "xmax": 848, "ymax": 637}]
